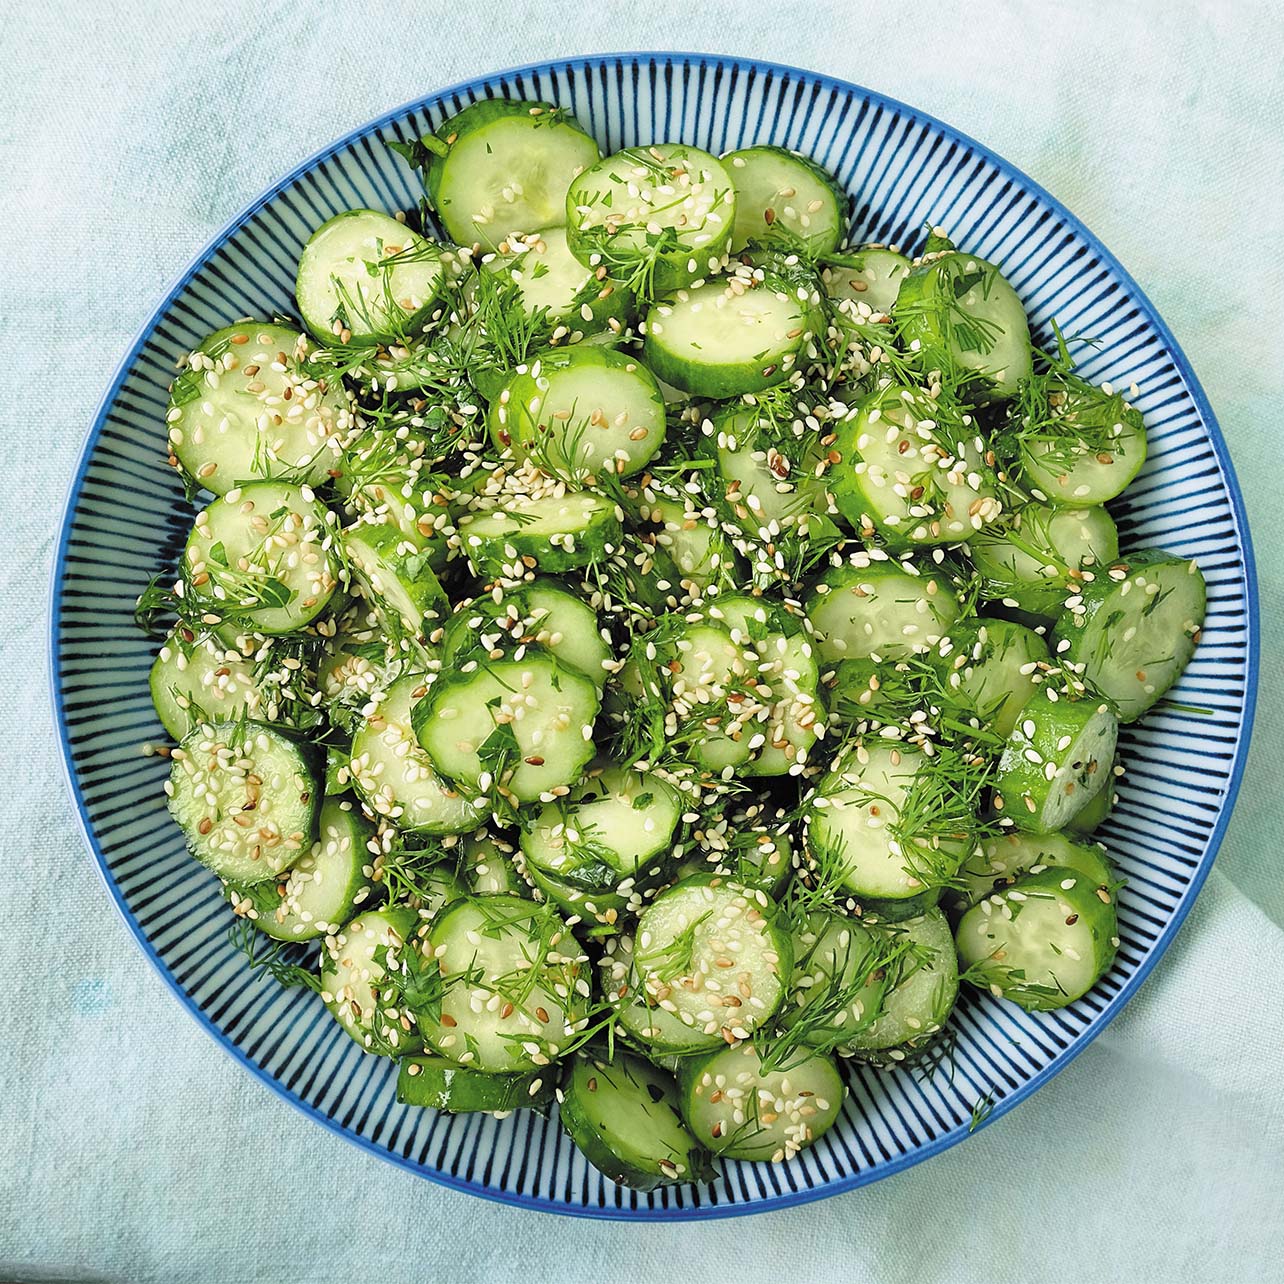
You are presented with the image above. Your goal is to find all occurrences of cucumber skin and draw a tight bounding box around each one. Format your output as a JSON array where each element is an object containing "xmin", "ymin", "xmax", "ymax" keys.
[
  {"xmin": 994, "ymin": 689, "xmax": 1118, "ymax": 835},
  {"xmin": 396, "ymin": 1056, "xmax": 553, "ymax": 1113}
]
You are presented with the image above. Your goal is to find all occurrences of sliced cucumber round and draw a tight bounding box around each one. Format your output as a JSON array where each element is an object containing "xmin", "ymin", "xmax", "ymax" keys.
[
  {"xmin": 894, "ymin": 252, "xmax": 1032, "ymax": 399},
  {"xmin": 440, "ymin": 578, "xmax": 611, "ymax": 690},
  {"xmin": 678, "ymin": 1042, "xmax": 844, "ymax": 1162},
  {"xmin": 994, "ymin": 687, "xmax": 1119, "ymax": 834},
  {"xmin": 459, "ymin": 829, "xmax": 527, "ymax": 897},
  {"xmin": 1054, "ymin": 550, "xmax": 1206, "ymax": 722},
  {"xmin": 520, "ymin": 766, "xmax": 681, "ymax": 926},
  {"xmin": 415, "ymin": 895, "xmax": 590, "ymax": 1073},
  {"xmin": 341, "ymin": 518, "xmax": 449, "ymax": 638},
  {"xmin": 182, "ymin": 481, "xmax": 339, "ymax": 635},
  {"xmin": 165, "ymin": 323, "xmax": 349, "ymax": 496},
  {"xmin": 970, "ymin": 502, "xmax": 1119, "ymax": 618},
  {"xmin": 599, "ymin": 932, "xmax": 721, "ymax": 1056},
  {"xmin": 821, "ymin": 247, "xmax": 911, "ymax": 318},
  {"xmin": 149, "ymin": 632, "xmax": 262, "ymax": 741},
  {"xmin": 567, "ymin": 144, "xmax": 736, "ymax": 293},
  {"xmin": 829, "ymin": 382, "xmax": 1001, "ymax": 544},
  {"xmin": 487, "ymin": 346, "xmax": 666, "ymax": 480},
  {"xmin": 1012, "ymin": 374, "xmax": 1148, "ymax": 506},
  {"xmin": 348, "ymin": 673, "xmax": 486, "ymax": 834},
  {"xmin": 297, "ymin": 209, "xmax": 444, "ymax": 343},
  {"xmin": 956, "ymin": 865, "xmax": 1119, "ymax": 1010},
  {"xmin": 167, "ymin": 720, "xmax": 319, "ymax": 884},
  {"xmin": 804, "ymin": 742, "xmax": 972, "ymax": 917},
  {"xmin": 946, "ymin": 829, "xmax": 1112, "ymax": 917},
  {"xmin": 931, "ymin": 617, "xmax": 1049, "ymax": 737},
  {"xmin": 805, "ymin": 554, "xmax": 960, "ymax": 661},
  {"xmin": 642, "ymin": 274, "xmax": 809, "ymax": 398},
  {"xmin": 320, "ymin": 906, "xmax": 421, "ymax": 1054},
  {"xmin": 559, "ymin": 1050, "xmax": 711, "ymax": 1189},
  {"xmin": 634, "ymin": 876, "xmax": 792, "ymax": 1045},
  {"xmin": 456, "ymin": 490, "xmax": 623, "ymax": 580},
  {"xmin": 842, "ymin": 909, "xmax": 959, "ymax": 1062},
  {"xmin": 412, "ymin": 652, "xmax": 600, "ymax": 805},
  {"xmin": 426, "ymin": 100, "xmax": 601, "ymax": 249},
  {"xmin": 481, "ymin": 225, "xmax": 634, "ymax": 335},
  {"xmin": 724, "ymin": 145, "xmax": 847, "ymax": 256},
  {"xmin": 227, "ymin": 795, "xmax": 376, "ymax": 939}
]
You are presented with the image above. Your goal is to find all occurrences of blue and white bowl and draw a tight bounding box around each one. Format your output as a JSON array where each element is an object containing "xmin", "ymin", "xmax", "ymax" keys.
[{"xmin": 52, "ymin": 53, "xmax": 1258, "ymax": 1219}]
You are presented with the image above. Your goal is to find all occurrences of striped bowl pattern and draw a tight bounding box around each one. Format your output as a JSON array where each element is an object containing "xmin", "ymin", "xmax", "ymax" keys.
[{"xmin": 52, "ymin": 54, "xmax": 1258, "ymax": 1220}]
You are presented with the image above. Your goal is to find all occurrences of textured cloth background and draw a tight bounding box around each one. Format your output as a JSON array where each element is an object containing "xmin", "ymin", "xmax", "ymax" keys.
[{"xmin": 3, "ymin": 1, "xmax": 1282, "ymax": 1280}]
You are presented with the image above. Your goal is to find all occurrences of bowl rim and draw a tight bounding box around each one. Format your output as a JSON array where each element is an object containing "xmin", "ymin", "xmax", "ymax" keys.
[{"xmin": 50, "ymin": 51, "xmax": 1260, "ymax": 1221}]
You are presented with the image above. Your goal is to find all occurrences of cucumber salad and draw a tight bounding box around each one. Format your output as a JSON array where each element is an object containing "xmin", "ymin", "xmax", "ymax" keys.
[{"xmin": 139, "ymin": 99, "xmax": 1206, "ymax": 1190}]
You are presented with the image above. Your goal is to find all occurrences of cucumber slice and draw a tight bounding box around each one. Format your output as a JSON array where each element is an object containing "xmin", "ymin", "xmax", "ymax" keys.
[
  {"xmin": 803, "ymin": 742, "xmax": 972, "ymax": 916},
  {"xmin": 182, "ymin": 481, "xmax": 339, "ymax": 635},
  {"xmin": 994, "ymin": 687, "xmax": 1119, "ymax": 834},
  {"xmin": 319, "ymin": 906, "xmax": 421, "ymax": 1054},
  {"xmin": 693, "ymin": 803, "xmax": 794, "ymax": 898},
  {"xmin": 412, "ymin": 652, "xmax": 600, "ymax": 805},
  {"xmin": 600, "ymin": 933, "xmax": 720, "ymax": 1056},
  {"xmin": 705, "ymin": 594, "xmax": 823, "ymax": 777},
  {"xmin": 296, "ymin": 209, "xmax": 444, "ymax": 343},
  {"xmin": 227, "ymin": 795, "xmax": 377, "ymax": 939},
  {"xmin": 956, "ymin": 865, "xmax": 1119, "ymax": 1010},
  {"xmin": 931, "ymin": 618, "xmax": 1049, "ymax": 737},
  {"xmin": 441, "ymin": 578, "xmax": 611, "ymax": 690},
  {"xmin": 460, "ymin": 829, "xmax": 527, "ymax": 896},
  {"xmin": 456, "ymin": 490, "xmax": 623, "ymax": 580},
  {"xmin": 642, "ymin": 273, "xmax": 810, "ymax": 398},
  {"xmin": 829, "ymin": 382, "xmax": 1001, "ymax": 545},
  {"xmin": 843, "ymin": 909, "xmax": 959, "ymax": 1062},
  {"xmin": 149, "ymin": 632, "xmax": 262, "ymax": 740},
  {"xmin": 821, "ymin": 247, "xmax": 911, "ymax": 318},
  {"xmin": 634, "ymin": 877, "xmax": 792, "ymax": 1044},
  {"xmin": 426, "ymin": 100, "xmax": 601, "ymax": 249},
  {"xmin": 1065, "ymin": 756, "xmax": 1121, "ymax": 836},
  {"xmin": 167, "ymin": 720, "xmax": 319, "ymax": 884},
  {"xmin": 780, "ymin": 911, "xmax": 891, "ymax": 1050},
  {"xmin": 487, "ymin": 346, "xmax": 666, "ymax": 480},
  {"xmin": 348, "ymin": 674, "xmax": 485, "ymax": 834},
  {"xmin": 331, "ymin": 426, "xmax": 454, "ymax": 569},
  {"xmin": 712, "ymin": 404, "xmax": 834, "ymax": 537},
  {"xmin": 520, "ymin": 766, "xmax": 681, "ymax": 925},
  {"xmin": 566, "ymin": 145, "xmax": 736, "ymax": 293},
  {"xmin": 396, "ymin": 1055, "xmax": 553, "ymax": 1113},
  {"xmin": 678, "ymin": 1042, "xmax": 844, "ymax": 1162},
  {"xmin": 1011, "ymin": 372, "xmax": 1148, "ymax": 506},
  {"xmin": 724, "ymin": 145, "xmax": 847, "ymax": 257},
  {"xmin": 945, "ymin": 829, "xmax": 1112, "ymax": 917},
  {"xmin": 634, "ymin": 495, "xmax": 743, "ymax": 593},
  {"xmin": 805, "ymin": 554, "xmax": 960, "ymax": 661},
  {"xmin": 165, "ymin": 323, "xmax": 349, "ymax": 496},
  {"xmin": 415, "ymin": 895, "xmax": 590, "ymax": 1073},
  {"xmin": 894, "ymin": 252, "xmax": 1033, "ymax": 399},
  {"xmin": 560, "ymin": 1050, "xmax": 711, "ymax": 1189},
  {"xmin": 482, "ymin": 226, "xmax": 634, "ymax": 335},
  {"xmin": 970, "ymin": 502, "xmax": 1119, "ymax": 618},
  {"xmin": 341, "ymin": 518, "xmax": 449, "ymax": 637},
  {"xmin": 1054, "ymin": 550, "xmax": 1206, "ymax": 722}
]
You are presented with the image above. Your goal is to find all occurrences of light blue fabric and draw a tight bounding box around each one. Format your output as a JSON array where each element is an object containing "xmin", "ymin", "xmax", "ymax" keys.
[{"xmin": 3, "ymin": 1, "xmax": 1283, "ymax": 1279}]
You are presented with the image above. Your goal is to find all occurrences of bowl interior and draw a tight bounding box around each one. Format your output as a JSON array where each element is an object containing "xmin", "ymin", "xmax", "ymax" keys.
[{"xmin": 53, "ymin": 53, "xmax": 1257, "ymax": 1219}]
